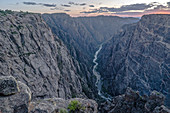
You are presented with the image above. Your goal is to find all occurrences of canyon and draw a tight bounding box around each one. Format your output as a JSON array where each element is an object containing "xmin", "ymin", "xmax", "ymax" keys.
[
  {"xmin": 42, "ymin": 13, "xmax": 138, "ymax": 100},
  {"xmin": 0, "ymin": 10, "xmax": 169, "ymax": 112}
]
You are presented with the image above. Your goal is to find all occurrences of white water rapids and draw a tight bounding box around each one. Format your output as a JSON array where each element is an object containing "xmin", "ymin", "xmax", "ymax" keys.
[{"xmin": 92, "ymin": 44, "xmax": 112, "ymax": 100}]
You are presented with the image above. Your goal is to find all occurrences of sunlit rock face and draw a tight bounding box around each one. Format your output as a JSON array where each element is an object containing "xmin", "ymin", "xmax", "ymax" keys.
[{"xmin": 98, "ymin": 14, "xmax": 170, "ymax": 107}]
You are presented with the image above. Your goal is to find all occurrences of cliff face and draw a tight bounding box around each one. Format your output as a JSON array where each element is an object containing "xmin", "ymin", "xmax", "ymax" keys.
[
  {"xmin": 42, "ymin": 14, "xmax": 97, "ymax": 94},
  {"xmin": 98, "ymin": 14, "xmax": 170, "ymax": 106},
  {"xmin": 42, "ymin": 14, "xmax": 139, "ymax": 99},
  {"xmin": 0, "ymin": 11, "xmax": 87, "ymax": 100}
]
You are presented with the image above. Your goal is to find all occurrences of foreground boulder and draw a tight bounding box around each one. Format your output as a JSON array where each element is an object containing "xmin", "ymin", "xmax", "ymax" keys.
[
  {"xmin": 0, "ymin": 76, "xmax": 31, "ymax": 113},
  {"xmin": 99, "ymin": 88, "xmax": 170, "ymax": 113},
  {"xmin": 0, "ymin": 76, "xmax": 19, "ymax": 95}
]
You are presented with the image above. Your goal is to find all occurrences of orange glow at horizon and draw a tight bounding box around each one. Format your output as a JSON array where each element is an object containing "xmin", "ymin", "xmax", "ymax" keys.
[{"xmin": 149, "ymin": 11, "xmax": 170, "ymax": 14}]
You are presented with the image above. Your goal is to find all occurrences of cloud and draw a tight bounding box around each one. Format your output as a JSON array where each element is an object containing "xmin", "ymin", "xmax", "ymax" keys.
[
  {"xmin": 100, "ymin": 3, "xmax": 153, "ymax": 12},
  {"xmin": 121, "ymin": 3, "xmax": 153, "ymax": 10},
  {"xmin": 23, "ymin": 2, "xmax": 37, "ymax": 5},
  {"xmin": 81, "ymin": 9, "xmax": 108, "ymax": 14},
  {"xmin": 67, "ymin": 2, "xmax": 86, "ymax": 6},
  {"xmin": 79, "ymin": 3, "xmax": 86, "ymax": 6},
  {"xmin": 153, "ymin": 5, "xmax": 167, "ymax": 9},
  {"xmin": 112, "ymin": 8, "xmax": 170, "ymax": 16},
  {"xmin": 41, "ymin": 3, "xmax": 56, "ymax": 7},
  {"xmin": 23, "ymin": 2, "xmax": 56, "ymax": 7},
  {"xmin": 167, "ymin": 2, "xmax": 170, "ymax": 7},
  {"xmin": 81, "ymin": 2, "xmax": 170, "ymax": 14},
  {"xmin": 50, "ymin": 7, "xmax": 64, "ymax": 10},
  {"xmin": 61, "ymin": 4, "xmax": 71, "ymax": 7},
  {"xmin": 64, "ymin": 10, "xmax": 71, "ymax": 12},
  {"xmin": 89, "ymin": 5, "xmax": 95, "ymax": 7},
  {"xmin": 81, "ymin": 10, "xmax": 97, "ymax": 14},
  {"xmin": 68, "ymin": 2, "xmax": 79, "ymax": 5}
]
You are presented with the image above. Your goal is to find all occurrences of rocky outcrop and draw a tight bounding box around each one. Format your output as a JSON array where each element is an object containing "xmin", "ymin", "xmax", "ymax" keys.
[
  {"xmin": 42, "ymin": 13, "xmax": 138, "ymax": 99},
  {"xmin": 0, "ymin": 76, "xmax": 98, "ymax": 113},
  {"xmin": 99, "ymin": 88, "xmax": 170, "ymax": 113},
  {"xmin": 0, "ymin": 76, "xmax": 31, "ymax": 113},
  {"xmin": 0, "ymin": 10, "xmax": 87, "ymax": 100},
  {"xmin": 0, "ymin": 76, "xmax": 19, "ymax": 95},
  {"xmin": 98, "ymin": 14, "xmax": 170, "ymax": 107}
]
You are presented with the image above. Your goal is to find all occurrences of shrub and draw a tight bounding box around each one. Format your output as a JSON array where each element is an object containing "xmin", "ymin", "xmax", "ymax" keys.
[
  {"xmin": 17, "ymin": 25, "xmax": 24, "ymax": 30},
  {"xmin": 5, "ymin": 10, "xmax": 13, "ymax": 14},
  {"xmin": 11, "ymin": 31, "xmax": 18, "ymax": 34},
  {"xmin": 0, "ymin": 10, "xmax": 6, "ymax": 16},
  {"xmin": 59, "ymin": 108, "xmax": 68, "ymax": 113},
  {"xmin": 67, "ymin": 100, "xmax": 85, "ymax": 113}
]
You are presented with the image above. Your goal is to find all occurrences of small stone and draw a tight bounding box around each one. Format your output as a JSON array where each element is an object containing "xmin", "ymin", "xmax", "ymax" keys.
[{"xmin": 0, "ymin": 76, "xmax": 19, "ymax": 95}]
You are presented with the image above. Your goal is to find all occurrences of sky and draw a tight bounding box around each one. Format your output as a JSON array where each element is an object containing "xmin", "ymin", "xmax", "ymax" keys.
[{"xmin": 0, "ymin": 0, "xmax": 170, "ymax": 17}]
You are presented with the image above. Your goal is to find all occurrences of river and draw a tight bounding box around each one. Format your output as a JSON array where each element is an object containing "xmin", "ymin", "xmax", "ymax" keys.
[{"xmin": 92, "ymin": 44, "xmax": 111, "ymax": 100}]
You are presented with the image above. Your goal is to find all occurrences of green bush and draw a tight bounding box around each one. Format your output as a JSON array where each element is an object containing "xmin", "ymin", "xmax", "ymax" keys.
[
  {"xmin": 17, "ymin": 25, "xmax": 24, "ymax": 30},
  {"xmin": 67, "ymin": 100, "xmax": 85, "ymax": 113},
  {"xmin": 0, "ymin": 10, "xmax": 13, "ymax": 16},
  {"xmin": 59, "ymin": 108, "xmax": 68, "ymax": 113},
  {"xmin": 0, "ymin": 10, "xmax": 7, "ymax": 16},
  {"xmin": 11, "ymin": 31, "xmax": 18, "ymax": 34},
  {"xmin": 5, "ymin": 10, "xmax": 13, "ymax": 14}
]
